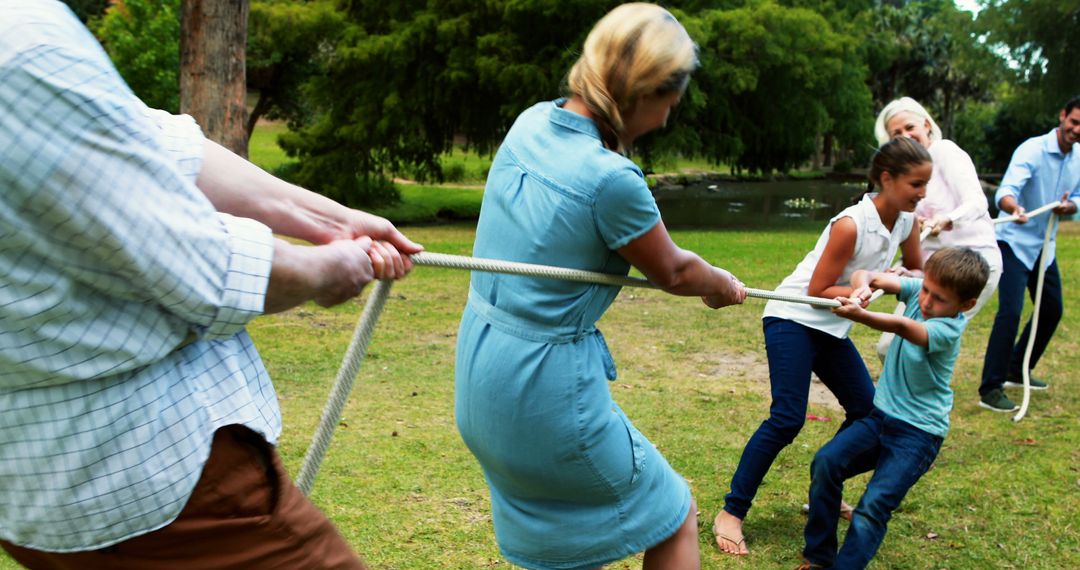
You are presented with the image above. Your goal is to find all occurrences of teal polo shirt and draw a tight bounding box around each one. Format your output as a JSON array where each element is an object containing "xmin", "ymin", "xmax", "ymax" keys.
[{"xmin": 875, "ymin": 278, "xmax": 967, "ymax": 438}]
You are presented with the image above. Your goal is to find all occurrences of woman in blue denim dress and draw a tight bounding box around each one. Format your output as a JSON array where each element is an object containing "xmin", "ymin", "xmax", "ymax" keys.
[{"xmin": 454, "ymin": 4, "xmax": 746, "ymax": 569}]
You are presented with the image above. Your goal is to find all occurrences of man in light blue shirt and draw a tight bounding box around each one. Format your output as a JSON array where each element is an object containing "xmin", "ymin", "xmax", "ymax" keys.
[
  {"xmin": 0, "ymin": 1, "xmax": 420, "ymax": 567},
  {"xmin": 978, "ymin": 95, "xmax": 1080, "ymax": 412}
]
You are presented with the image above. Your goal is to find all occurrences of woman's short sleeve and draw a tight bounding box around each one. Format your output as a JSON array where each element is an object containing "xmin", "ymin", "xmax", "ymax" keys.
[{"xmin": 594, "ymin": 167, "xmax": 661, "ymax": 250}]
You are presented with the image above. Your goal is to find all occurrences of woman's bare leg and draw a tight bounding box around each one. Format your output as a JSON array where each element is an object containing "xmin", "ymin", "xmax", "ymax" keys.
[{"xmin": 642, "ymin": 499, "xmax": 701, "ymax": 569}]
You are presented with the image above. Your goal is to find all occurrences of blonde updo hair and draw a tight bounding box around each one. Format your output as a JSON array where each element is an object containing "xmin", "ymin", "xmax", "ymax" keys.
[
  {"xmin": 567, "ymin": 3, "xmax": 698, "ymax": 152},
  {"xmin": 874, "ymin": 97, "xmax": 943, "ymax": 146}
]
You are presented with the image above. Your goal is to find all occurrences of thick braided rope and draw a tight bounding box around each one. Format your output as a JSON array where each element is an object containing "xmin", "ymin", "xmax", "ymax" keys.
[
  {"xmin": 297, "ymin": 279, "xmax": 393, "ymax": 495},
  {"xmin": 412, "ymin": 252, "xmax": 841, "ymax": 308}
]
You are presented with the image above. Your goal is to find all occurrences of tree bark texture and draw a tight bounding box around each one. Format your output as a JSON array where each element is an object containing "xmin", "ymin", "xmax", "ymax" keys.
[{"xmin": 180, "ymin": 0, "xmax": 250, "ymax": 158}]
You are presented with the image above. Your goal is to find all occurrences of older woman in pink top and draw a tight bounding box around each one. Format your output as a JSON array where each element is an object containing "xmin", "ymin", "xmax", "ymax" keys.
[{"xmin": 871, "ymin": 97, "xmax": 1003, "ymax": 358}]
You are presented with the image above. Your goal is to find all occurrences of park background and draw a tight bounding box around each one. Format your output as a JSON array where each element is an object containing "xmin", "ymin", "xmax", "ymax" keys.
[{"xmin": 5, "ymin": 1, "xmax": 1077, "ymax": 569}]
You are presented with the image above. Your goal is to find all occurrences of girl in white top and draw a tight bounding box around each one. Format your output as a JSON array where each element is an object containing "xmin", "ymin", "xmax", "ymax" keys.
[
  {"xmin": 872, "ymin": 98, "xmax": 1004, "ymax": 358},
  {"xmin": 714, "ymin": 137, "xmax": 928, "ymax": 556}
]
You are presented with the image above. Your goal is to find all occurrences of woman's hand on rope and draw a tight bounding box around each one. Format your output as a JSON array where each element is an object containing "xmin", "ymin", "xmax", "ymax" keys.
[
  {"xmin": 919, "ymin": 214, "xmax": 953, "ymax": 236},
  {"xmin": 701, "ymin": 269, "xmax": 747, "ymax": 309}
]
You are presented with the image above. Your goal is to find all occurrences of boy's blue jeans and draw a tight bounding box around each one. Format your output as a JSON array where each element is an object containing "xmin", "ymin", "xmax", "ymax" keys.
[
  {"xmin": 724, "ymin": 317, "xmax": 875, "ymax": 519},
  {"xmin": 803, "ymin": 408, "xmax": 942, "ymax": 569}
]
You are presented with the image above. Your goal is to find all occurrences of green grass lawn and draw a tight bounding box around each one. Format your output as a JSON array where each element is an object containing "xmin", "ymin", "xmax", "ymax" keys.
[
  {"xmin": 248, "ymin": 120, "xmax": 292, "ymax": 172},
  {"xmin": 5, "ymin": 131, "xmax": 1072, "ymax": 569},
  {"xmin": 366, "ymin": 184, "xmax": 485, "ymax": 225},
  {"xmin": 246, "ymin": 121, "xmax": 742, "ymax": 191},
  {"xmin": 265, "ymin": 223, "xmax": 1079, "ymax": 569},
  {"xmin": 4, "ymin": 223, "xmax": 1077, "ymax": 569}
]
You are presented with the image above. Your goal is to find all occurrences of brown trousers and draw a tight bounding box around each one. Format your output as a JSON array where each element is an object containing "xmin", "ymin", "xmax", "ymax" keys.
[{"xmin": 2, "ymin": 425, "xmax": 366, "ymax": 569}]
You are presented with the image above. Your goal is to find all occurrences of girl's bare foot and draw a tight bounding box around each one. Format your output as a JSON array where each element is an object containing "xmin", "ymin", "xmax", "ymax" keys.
[
  {"xmin": 840, "ymin": 500, "xmax": 854, "ymax": 521},
  {"xmin": 802, "ymin": 499, "xmax": 856, "ymax": 522},
  {"xmin": 712, "ymin": 510, "xmax": 748, "ymax": 556}
]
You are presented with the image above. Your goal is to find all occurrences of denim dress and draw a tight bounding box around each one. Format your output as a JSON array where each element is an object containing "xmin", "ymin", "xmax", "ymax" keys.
[{"xmin": 455, "ymin": 100, "xmax": 691, "ymax": 570}]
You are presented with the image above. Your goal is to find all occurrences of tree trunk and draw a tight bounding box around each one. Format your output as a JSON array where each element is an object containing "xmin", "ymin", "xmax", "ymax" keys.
[
  {"xmin": 941, "ymin": 88, "xmax": 954, "ymax": 141},
  {"xmin": 823, "ymin": 132, "xmax": 834, "ymax": 167},
  {"xmin": 180, "ymin": 0, "xmax": 250, "ymax": 158},
  {"xmin": 812, "ymin": 130, "xmax": 822, "ymax": 171},
  {"xmin": 246, "ymin": 89, "xmax": 273, "ymax": 142}
]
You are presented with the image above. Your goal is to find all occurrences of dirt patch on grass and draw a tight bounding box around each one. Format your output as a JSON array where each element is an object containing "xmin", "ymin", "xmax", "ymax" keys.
[{"xmin": 697, "ymin": 350, "xmax": 844, "ymax": 411}]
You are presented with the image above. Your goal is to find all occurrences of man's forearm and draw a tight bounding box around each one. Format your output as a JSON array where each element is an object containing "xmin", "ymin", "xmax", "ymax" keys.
[
  {"xmin": 997, "ymin": 194, "xmax": 1021, "ymax": 215},
  {"xmin": 196, "ymin": 139, "xmax": 355, "ymax": 244}
]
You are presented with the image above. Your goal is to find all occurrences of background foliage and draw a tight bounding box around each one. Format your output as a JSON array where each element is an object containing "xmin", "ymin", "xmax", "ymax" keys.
[
  {"xmin": 89, "ymin": 0, "xmax": 181, "ymax": 113},
  {"xmin": 77, "ymin": 0, "xmax": 1079, "ymax": 204}
]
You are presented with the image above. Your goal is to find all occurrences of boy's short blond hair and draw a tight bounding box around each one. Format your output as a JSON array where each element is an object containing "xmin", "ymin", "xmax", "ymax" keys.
[{"xmin": 924, "ymin": 247, "xmax": 989, "ymax": 302}]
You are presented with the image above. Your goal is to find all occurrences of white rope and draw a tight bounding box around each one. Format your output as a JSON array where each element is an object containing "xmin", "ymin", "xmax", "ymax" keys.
[
  {"xmin": 992, "ymin": 201, "xmax": 1059, "ymax": 226},
  {"xmin": 984, "ymin": 200, "xmax": 1060, "ymax": 422},
  {"xmin": 299, "ymin": 201, "xmax": 1069, "ymax": 490},
  {"xmin": 297, "ymin": 251, "xmax": 841, "ymax": 493},
  {"xmin": 411, "ymin": 252, "xmax": 842, "ymax": 308},
  {"xmin": 1012, "ymin": 211, "xmax": 1058, "ymax": 422},
  {"xmin": 297, "ymin": 279, "xmax": 393, "ymax": 495}
]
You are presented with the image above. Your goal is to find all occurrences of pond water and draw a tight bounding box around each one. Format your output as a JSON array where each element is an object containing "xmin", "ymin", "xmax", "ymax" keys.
[{"xmin": 654, "ymin": 179, "xmax": 999, "ymax": 229}]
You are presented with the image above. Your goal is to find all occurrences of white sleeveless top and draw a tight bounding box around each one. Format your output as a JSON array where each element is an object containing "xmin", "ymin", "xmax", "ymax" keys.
[{"xmin": 762, "ymin": 194, "xmax": 915, "ymax": 338}]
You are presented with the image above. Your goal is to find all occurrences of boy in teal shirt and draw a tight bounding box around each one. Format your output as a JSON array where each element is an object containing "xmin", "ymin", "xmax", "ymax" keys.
[{"xmin": 798, "ymin": 247, "xmax": 990, "ymax": 569}]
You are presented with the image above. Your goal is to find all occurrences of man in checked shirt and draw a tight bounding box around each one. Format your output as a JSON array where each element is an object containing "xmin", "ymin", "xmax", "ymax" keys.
[{"xmin": 0, "ymin": 1, "xmax": 420, "ymax": 567}]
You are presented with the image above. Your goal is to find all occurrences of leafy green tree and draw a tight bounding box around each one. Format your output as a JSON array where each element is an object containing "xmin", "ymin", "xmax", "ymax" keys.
[
  {"xmin": 247, "ymin": 0, "xmax": 346, "ymax": 136},
  {"xmin": 858, "ymin": 0, "xmax": 1006, "ymax": 169},
  {"xmin": 979, "ymin": 0, "xmax": 1079, "ymax": 110},
  {"xmin": 62, "ymin": 0, "xmax": 110, "ymax": 23},
  {"xmin": 925, "ymin": 4, "xmax": 1007, "ymax": 139},
  {"xmin": 280, "ymin": 0, "xmax": 616, "ymax": 205},
  {"xmin": 952, "ymin": 96, "xmax": 999, "ymax": 169},
  {"xmin": 91, "ymin": 0, "xmax": 181, "ymax": 113},
  {"xmin": 977, "ymin": 0, "xmax": 1080, "ymax": 168},
  {"xmin": 675, "ymin": 1, "xmax": 871, "ymax": 174}
]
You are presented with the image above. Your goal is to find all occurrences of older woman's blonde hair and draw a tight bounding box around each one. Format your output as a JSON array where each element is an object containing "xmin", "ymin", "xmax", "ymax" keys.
[
  {"xmin": 567, "ymin": 3, "xmax": 698, "ymax": 152},
  {"xmin": 874, "ymin": 97, "xmax": 943, "ymax": 146}
]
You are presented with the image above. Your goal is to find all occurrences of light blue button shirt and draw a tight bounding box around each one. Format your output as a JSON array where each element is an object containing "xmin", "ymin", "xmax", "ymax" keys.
[
  {"xmin": 875, "ymin": 278, "xmax": 966, "ymax": 438},
  {"xmin": 1, "ymin": 1, "xmax": 278, "ymax": 552},
  {"xmin": 994, "ymin": 129, "xmax": 1080, "ymax": 270}
]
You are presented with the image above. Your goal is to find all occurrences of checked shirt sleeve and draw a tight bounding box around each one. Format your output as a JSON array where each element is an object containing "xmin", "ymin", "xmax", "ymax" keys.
[
  {"xmin": 209, "ymin": 213, "xmax": 274, "ymax": 338},
  {"xmin": 0, "ymin": 31, "xmax": 274, "ymax": 387}
]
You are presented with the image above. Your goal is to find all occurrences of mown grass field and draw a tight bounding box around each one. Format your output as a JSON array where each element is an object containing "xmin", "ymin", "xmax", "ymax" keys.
[
  {"xmin": 235, "ymin": 222, "xmax": 1077, "ymax": 570},
  {"xmin": 4, "ymin": 129, "xmax": 1075, "ymax": 570}
]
